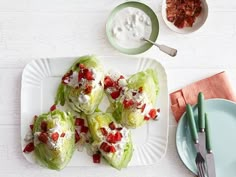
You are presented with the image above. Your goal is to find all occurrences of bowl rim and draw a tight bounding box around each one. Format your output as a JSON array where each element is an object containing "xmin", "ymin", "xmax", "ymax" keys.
[
  {"xmin": 161, "ymin": 0, "xmax": 209, "ymax": 34},
  {"xmin": 106, "ymin": 1, "xmax": 159, "ymax": 54}
]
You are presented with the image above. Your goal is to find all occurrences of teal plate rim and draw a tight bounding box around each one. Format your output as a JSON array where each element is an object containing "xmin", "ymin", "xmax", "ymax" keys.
[
  {"xmin": 106, "ymin": 1, "xmax": 159, "ymax": 55},
  {"xmin": 176, "ymin": 98, "xmax": 236, "ymax": 176}
]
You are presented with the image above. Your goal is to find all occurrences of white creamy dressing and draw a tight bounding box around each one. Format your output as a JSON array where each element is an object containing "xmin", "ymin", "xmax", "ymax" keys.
[
  {"xmin": 111, "ymin": 7, "xmax": 152, "ymax": 48},
  {"xmin": 34, "ymin": 117, "xmax": 73, "ymax": 150},
  {"xmin": 67, "ymin": 68, "xmax": 103, "ymax": 105},
  {"xmin": 97, "ymin": 124, "xmax": 130, "ymax": 160}
]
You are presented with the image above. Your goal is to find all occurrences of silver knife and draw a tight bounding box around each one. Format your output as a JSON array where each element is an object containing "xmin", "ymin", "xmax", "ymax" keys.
[
  {"xmin": 205, "ymin": 113, "xmax": 216, "ymax": 177},
  {"xmin": 198, "ymin": 92, "xmax": 206, "ymax": 157}
]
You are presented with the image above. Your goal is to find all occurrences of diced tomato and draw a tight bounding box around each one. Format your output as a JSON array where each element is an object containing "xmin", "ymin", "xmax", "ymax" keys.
[
  {"xmin": 75, "ymin": 118, "xmax": 84, "ymax": 126},
  {"xmin": 81, "ymin": 126, "xmax": 89, "ymax": 134},
  {"xmin": 100, "ymin": 127, "xmax": 108, "ymax": 136},
  {"xmin": 141, "ymin": 104, "xmax": 146, "ymax": 113},
  {"xmin": 144, "ymin": 116, "xmax": 150, "ymax": 121},
  {"xmin": 123, "ymin": 99, "xmax": 134, "ymax": 109},
  {"xmin": 114, "ymin": 132, "xmax": 122, "ymax": 142},
  {"xmin": 109, "ymin": 122, "xmax": 116, "ymax": 130},
  {"xmin": 38, "ymin": 133, "xmax": 48, "ymax": 144},
  {"xmin": 29, "ymin": 124, "xmax": 34, "ymax": 131},
  {"xmin": 60, "ymin": 132, "xmax": 65, "ymax": 137},
  {"xmin": 40, "ymin": 121, "xmax": 48, "ymax": 132},
  {"xmin": 138, "ymin": 87, "xmax": 143, "ymax": 93},
  {"xmin": 50, "ymin": 104, "xmax": 56, "ymax": 111},
  {"xmin": 85, "ymin": 70, "xmax": 94, "ymax": 80},
  {"xmin": 93, "ymin": 153, "xmax": 101, "ymax": 163},
  {"xmin": 78, "ymin": 71, "xmax": 84, "ymax": 81},
  {"xmin": 84, "ymin": 85, "xmax": 93, "ymax": 94},
  {"xmin": 149, "ymin": 109, "xmax": 157, "ymax": 119},
  {"xmin": 104, "ymin": 76, "xmax": 114, "ymax": 89},
  {"xmin": 75, "ymin": 130, "xmax": 80, "ymax": 143},
  {"xmin": 110, "ymin": 90, "xmax": 120, "ymax": 99},
  {"xmin": 106, "ymin": 133, "xmax": 116, "ymax": 144},
  {"xmin": 51, "ymin": 132, "xmax": 59, "ymax": 141},
  {"xmin": 110, "ymin": 146, "xmax": 116, "ymax": 153},
  {"xmin": 23, "ymin": 142, "xmax": 34, "ymax": 153},
  {"xmin": 100, "ymin": 142, "xmax": 110, "ymax": 153}
]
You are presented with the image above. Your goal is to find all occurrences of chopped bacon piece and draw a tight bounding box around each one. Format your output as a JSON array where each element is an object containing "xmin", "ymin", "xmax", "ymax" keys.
[
  {"xmin": 38, "ymin": 132, "xmax": 48, "ymax": 144},
  {"xmin": 23, "ymin": 142, "xmax": 34, "ymax": 153},
  {"xmin": 116, "ymin": 127, "xmax": 123, "ymax": 131},
  {"xmin": 109, "ymin": 122, "xmax": 116, "ymax": 130},
  {"xmin": 50, "ymin": 104, "xmax": 56, "ymax": 111},
  {"xmin": 79, "ymin": 63, "xmax": 85, "ymax": 69},
  {"xmin": 40, "ymin": 121, "xmax": 48, "ymax": 132},
  {"xmin": 157, "ymin": 108, "xmax": 161, "ymax": 113},
  {"xmin": 81, "ymin": 126, "xmax": 89, "ymax": 134},
  {"xmin": 93, "ymin": 153, "xmax": 101, "ymax": 163},
  {"xmin": 84, "ymin": 85, "xmax": 93, "ymax": 94},
  {"xmin": 29, "ymin": 124, "xmax": 34, "ymax": 131},
  {"xmin": 60, "ymin": 132, "xmax": 65, "ymax": 137},
  {"xmin": 75, "ymin": 118, "xmax": 84, "ymax": 126},
  {"xmin": 166, "ymin": 0, "xmax": 202, "ymax": 28},
  {"xmin": 100, "ymin": 128, "xmax": 108, "ymax": 136},
  {"xmin": 138, "ymin": 87, "xmax": 143, "ymax": 93},
  {"xmin": 141, "ymin": 104, "xmax": 146, "ymax": 113}
]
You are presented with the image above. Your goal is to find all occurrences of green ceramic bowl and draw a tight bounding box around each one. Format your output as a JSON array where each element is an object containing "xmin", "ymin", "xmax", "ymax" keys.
[{"xmin": 106, "ymin": 1, "xmax": 159, "ymax": 55}]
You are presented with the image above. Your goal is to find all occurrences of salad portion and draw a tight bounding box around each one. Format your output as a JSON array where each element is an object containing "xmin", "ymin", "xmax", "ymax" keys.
[
  {"xmin": 22, "ymin": 56, "xmax": 162, "ymax": 170},
  {"xmin": 87, "ymin": 112, "xmax": 133, "ymax": 170},
  {"xmin": 29, "ymin": 110, "xmax": 75, "ymax": 170},
  {"xmin": 105, "ymin": 69, "xmax": 160, "ymax": 128},
  {"xmin": 56, "ymin": 55, "xmax": 104, "ymax": 115}
]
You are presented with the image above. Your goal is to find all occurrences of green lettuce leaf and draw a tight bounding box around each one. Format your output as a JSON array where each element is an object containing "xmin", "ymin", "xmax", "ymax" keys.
[
  {"xmin": 87, "ymin": 112, "xmax": 133, "ymax": 170},
  {"xmin": 113, "ymin": 69, "xmax": 159, "ymax": 128},
  {"xmin": 33, "ymin": 110, "xmax": 75, "ymax": 170},
  {"xmin": 55, "ymin": 55, "xmax": 104, "ymax": 115}
]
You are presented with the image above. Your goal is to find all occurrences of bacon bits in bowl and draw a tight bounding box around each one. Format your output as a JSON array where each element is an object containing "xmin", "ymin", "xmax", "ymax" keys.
[{"xmin": 162, "ymin": 0, "xmax": 208, "ymax": 34}]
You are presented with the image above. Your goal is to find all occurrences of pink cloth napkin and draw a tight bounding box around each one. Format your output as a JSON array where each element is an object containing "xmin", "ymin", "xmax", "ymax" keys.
[{"xmin": 170, "ymin": 71, "xmax": 236, "ymax": 122}]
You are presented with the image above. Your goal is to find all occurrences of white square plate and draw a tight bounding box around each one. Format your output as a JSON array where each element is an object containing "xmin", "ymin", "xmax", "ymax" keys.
[{"xmin": 21, "ymin": 56, "xmax": 169, "ymax": 167}]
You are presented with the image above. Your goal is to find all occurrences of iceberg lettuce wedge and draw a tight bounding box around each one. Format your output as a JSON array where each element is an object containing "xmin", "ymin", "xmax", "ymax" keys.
[
  {"xmin": 87, "ymin": 112, "xmax": 133, "ymax": 170},
  {"xmin": 55, "ymin": 55, "xmax": 104, "ymax": 115},
  {"xmin": 33, "ymin": 110, "xmax": 75, "ymax": 170}
]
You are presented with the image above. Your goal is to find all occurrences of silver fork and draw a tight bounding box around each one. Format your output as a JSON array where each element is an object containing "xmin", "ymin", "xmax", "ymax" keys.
[
  {"xmin": 196, "ymin": 151, "xmax": 206, "ymax": 177},
  {"xmin": 186, "ymin": 104, "xmax": 206, "ymax": 177}
]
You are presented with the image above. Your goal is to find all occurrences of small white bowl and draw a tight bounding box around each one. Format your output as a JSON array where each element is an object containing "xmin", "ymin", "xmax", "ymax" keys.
[{"xmin": 162, "ymin": 0, "xmax": 208, "ymax": 34}]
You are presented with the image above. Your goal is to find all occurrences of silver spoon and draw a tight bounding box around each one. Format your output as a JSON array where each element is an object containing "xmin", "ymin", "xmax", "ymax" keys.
[{"xmin": 141, "ymin": 37, "xmax": 177, "ymax": 57}]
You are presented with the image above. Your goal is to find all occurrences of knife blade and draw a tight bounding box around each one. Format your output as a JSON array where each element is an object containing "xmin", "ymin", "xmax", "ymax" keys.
[
  {"xmin": 205, "ymin": 113, "xmax": 216, "ymax": 177},
  {"xmin": 198, "ymin": 92, "xmax": 206, "ymax": 157}
]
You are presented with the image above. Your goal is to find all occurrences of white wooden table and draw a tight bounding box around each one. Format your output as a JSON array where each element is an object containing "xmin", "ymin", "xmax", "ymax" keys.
[{"xmin": 1, "ymin": 0, "xmax": 236, "ymax": 176}]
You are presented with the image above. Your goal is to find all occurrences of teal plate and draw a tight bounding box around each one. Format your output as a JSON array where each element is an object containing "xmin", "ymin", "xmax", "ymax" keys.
[
  {"xmin": 106, "ymin": 1, "xmax": 159, "ymax": 55},
  {"xmin": 176, "ymin": 99, "xmax": 236, "ymax": 177}
]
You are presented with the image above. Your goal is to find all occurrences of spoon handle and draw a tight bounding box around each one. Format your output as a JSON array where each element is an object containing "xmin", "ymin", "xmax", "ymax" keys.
[{"xmin": 156, "ymin": 44, "xmax": 177, "ymax": 57}]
